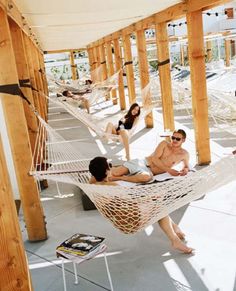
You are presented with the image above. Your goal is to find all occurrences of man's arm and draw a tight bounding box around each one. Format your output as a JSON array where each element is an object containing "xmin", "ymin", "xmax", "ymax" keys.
[{"xmin": 179, "ymin": 151, "xmax": 190, "ymax": 176}]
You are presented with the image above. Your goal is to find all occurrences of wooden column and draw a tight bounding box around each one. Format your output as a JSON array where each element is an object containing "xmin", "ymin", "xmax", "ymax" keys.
[
  {"xmin": 23, "ymin": 33, "xmax": 42, "ymax": 117},
  {"xmin": 206, "ymin": 40, "xmax": 212, "ymax": 62},
  {"xmin": 39, "ymin": 51, "xmax": 49, "ymax": 118},
  {"xmin": 113, "ymin": 38, "xmax": 126, "ymax": 110},
  {"xmin": 225, "ymin": 39, "xmax": 231, "ymax": 67},
  {"xmin": 96, "ymin": 46, "xmax": 102, "ymax": 82},
  {"xmin": 0, "ymin": 8, "xmax": 47, "ymax": 241},
  {"xmin": 136, "ymin": 29, "xmax": 153, "ymax": 128},
  {"xmin": 31, "ymin": 42, "xmax": 47, "ymax": 120},
  {"xmin": 9, "ymin": 19, "xmax": 38, "ymax": 154},
  {"xmin": 186, "ymin": 10, "xmax": 211, "ymax": 164},
  {"xmin": 39, "ymin": 52, "xmax": 49, "ymax": 97},
  {"xmin": 0, "ymin": 135, "xmax": 32, "ymax": 291},
  {"xmin": 122, "ymin": 33, "xmax": 136, "ymax": 104},
  {"xmin": 99, "ymin": 43, "xmax": 108, "ymax": 81},
  {"xmin": 155, "ymin": 22, "xmax": 174, "ymax": 131},
  {"xmin": 70, "ymin": 50, "xmax": 77, "ymax": 80},
  {"xmin": 93, "ymin": 46, "xmax": 99, "ymax": 70},
  {"xmin": 180, "ymin": 44, "xmax": 185, "ymax": 66},
  {"xmin": 105, "ymin": 41, "xmax": 118, "ymax": 105},
  {"xmin": 87, "ymin": 47, "xmax": 96, "ymax": 82}
]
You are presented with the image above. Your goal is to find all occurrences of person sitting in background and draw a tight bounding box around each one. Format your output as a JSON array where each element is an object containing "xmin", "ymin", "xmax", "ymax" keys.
[
  {"xmin": 62, "ymin": 90, "xmax": 90, "ymax": 114},
  {"xmin": 89, "ymin": 156, "xmax": 194, "ymax": 254},
  {"xmin": 105, "ymin": 103, "xmax": 141, "ymax": 161}
]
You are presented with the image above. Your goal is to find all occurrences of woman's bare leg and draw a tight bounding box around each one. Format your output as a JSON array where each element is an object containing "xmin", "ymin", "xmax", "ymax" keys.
[
  {"xmin": 158, "ymin": 216, "xmax": 193, "ymax": 254},
  {"xmin": 119, "ymin": 129, "xmax": 130, "ymax": 160},
  {"xmin": 104, "ymin": 123, "xmax": 117, "ymax": 141},
  {"xmin": 84, "ymin": 99, "xmax": 90, "ymax": 114},
  {"xmin": 170, "ymin": 217, "xmax": 185, "ymax": 240}
]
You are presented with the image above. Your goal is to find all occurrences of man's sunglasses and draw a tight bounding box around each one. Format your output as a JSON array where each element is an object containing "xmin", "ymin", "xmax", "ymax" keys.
[
  {"xmin": 171, "ymin": 136, "xmax": 182, "ymax": 141},
  {"xmin": 108, "ymin": 162, "xmax": 112, "ymax": 168}
]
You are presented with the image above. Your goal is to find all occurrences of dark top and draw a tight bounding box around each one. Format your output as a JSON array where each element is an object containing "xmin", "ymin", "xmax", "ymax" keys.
[{"xmin": 116, "ymin": 118, "xmax": 134, "ymax": 132}]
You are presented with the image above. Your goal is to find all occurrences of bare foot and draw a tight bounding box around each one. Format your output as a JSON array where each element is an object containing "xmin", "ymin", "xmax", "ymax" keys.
[
  {"xmin": 172, "ymin": 223, "xmax": 185, "ymax": 240},
  {"xmin": 171, "ymin": 237, "xmax": 194, "ymax": 254}
]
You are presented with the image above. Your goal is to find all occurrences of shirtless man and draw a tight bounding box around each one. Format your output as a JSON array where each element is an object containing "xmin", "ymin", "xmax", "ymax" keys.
[
  {"xmin": 110, "ymin": 129, "xmax": 189, "ymax": 183},
  {"xmin": 89, "ymin": 156, "xmax": 193, "ymax": 254},
  {"xmin": 62, "ymin": 90, "xmax": 90, "ymax": 113}
]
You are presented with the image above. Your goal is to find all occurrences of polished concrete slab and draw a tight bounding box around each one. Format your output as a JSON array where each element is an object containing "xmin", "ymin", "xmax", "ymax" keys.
[{"xmin": 21, "ymin": 99, "xmax": 236, "ymax": 291}]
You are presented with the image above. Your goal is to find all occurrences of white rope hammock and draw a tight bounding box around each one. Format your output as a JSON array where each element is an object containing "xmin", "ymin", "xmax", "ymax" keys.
[
  {"xmin": 31, "ymin": 115, "xmax": 236, "ymax": 234},
  {"xmin": 48, "ymin": 80, "xmax": 158, "ymax": 142}
]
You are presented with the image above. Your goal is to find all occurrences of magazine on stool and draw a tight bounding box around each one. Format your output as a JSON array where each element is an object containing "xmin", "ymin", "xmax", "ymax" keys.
[{"xmin": 56, "ymin": 233, "xmax": 106, "ymax": 262}]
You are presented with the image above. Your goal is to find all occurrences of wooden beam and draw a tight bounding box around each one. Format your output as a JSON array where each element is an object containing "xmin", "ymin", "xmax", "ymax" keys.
[
  {"xmin": 136, "ymin": 29, "xmax": 153, "ymax": 128},
  {"xmin": 31, "ymin": 41, "xmax": 47, "ymax": 120},
  {"xmin": 180, "ymin": 44, "xmax": 185, "ymax": 66},
  {"xmin": 206, "ymin": 40, "xmax": 212, "ymax": 62},
  {"xmin": 0, "ymin": 135, "xmax": 32, "ymax": 291},
  {"xmin": 23, "ymin": 33, "xmax": 42, "ymax": 117},
  {"xmin": 88, "ymin": 0, "xmax": 230, "ymax": 47},
  {"xmin": 225, "ymin": 39, "xmax": 231, "ymax": 67},
  {"xmin": 186, "ymin": 10, "xmax": 211, "ymax": 164},
  {"xmin": 87, "ymin": 47, "xmax": 96, "ymax": 82},
  {"xmin": 98, "ymin": 44, "xmax": 108, "ymax": 81},
  {"xmin": 155, "ymin": 22, "xmax": 174, "ymax": 131},
  {"xmin": 105, "ymin": 41, "xmax": 118, "ymax": 105},
  {"xmin": 9, "ymin": 18, "xmax": 39, "ymax": 154},
  {"xmin": 0, "ymin": 7, "xmax": 47, "ymax": 241},
  {"xmin": 70, "ymin": 51, "xmax": 77, "ymax": 80},
  {"xmin": 44, "ymin": 48, "xmax": 86, "ymax": 54},
  {"xmin": 122, "ymin": 34, "xmax": 136, "ymax": 104},
  {"xmin": 113, "ymin": 38, "xmax": 126, "ymax": 110}
]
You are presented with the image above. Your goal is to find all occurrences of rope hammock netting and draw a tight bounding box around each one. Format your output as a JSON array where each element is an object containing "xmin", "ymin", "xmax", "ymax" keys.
[
  {"xmin": 30, "ymin": 114, "xmax": 236, "ymax": 234},
  {"xmin": 47, "ymin": 79, "xmax": 159, "ymax": 142},
  {"xmin": 7, "ymin": 62, "xmax": 235, "ymax": 235}
]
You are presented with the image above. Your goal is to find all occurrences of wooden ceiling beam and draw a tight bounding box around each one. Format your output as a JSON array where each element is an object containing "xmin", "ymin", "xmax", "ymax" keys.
[{"xmin": 88, "ymin": 0, "xmax": 231, "ymax": 46}]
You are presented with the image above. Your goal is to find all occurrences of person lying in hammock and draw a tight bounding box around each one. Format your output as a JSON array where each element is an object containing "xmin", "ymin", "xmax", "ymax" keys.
[
  {"xmin": 62, "ymin": 90, "xmax": 90, "ymax": 114},
  {"xmin": 105, "ymin": 103, "xmax": 141, "ymax": 161},
  {"xmin": 110, "ymin": 129, "xmax": 189, "ymax": 183},
  {"xmin": 89, "ymin": 156, "xmax": 193, "ymax": 254}
]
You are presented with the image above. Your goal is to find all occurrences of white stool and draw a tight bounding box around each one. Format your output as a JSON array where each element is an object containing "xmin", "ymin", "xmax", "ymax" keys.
[{"xmin": 59, "ymin": 245, "xmax": 114, "ymax": 291}]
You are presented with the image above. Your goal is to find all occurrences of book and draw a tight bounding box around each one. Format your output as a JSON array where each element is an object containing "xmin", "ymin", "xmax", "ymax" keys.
[
  {"xmin": 56, "ymin": 233, "xmax": 105, "ymax": 258},
  {"xmin": 56, "ymin": 243, "xmax": 107, "ymax": 263}
]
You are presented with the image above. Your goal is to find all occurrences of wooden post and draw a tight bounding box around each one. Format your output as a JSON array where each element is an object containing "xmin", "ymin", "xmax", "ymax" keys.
[
  {"xmin": 23, "ymin": 33, "xmax": 42, "ymax": 117},
  {"xmin": 122, "ymin": 33, "xmax": 136, "ymax": 104},
  {"xmin": 0, "ymin": 8, "xmax": 47, "ymax": 241},
  {"xmin": 70, "ymin": 50, "xmax": 77, "ymax": 80},
  {"xmin": 206, "ymin": 40, "xmax": 212, "ymax": 62},
  {"xmin": 99, "ymin": 44, "xmax": 108, "ymax": 81},
  {"xmin": 180, "ymin": 44, "xmax": 185, "ymax": 66},
  {"xmin": 39, "ymin": 51, "xmax": 49, "ymax": 97},
  {"xmin": 155, "ymin": 22, "xmax": 174, "ymax": 131},
  {"xmin": 87, "ymin": 47, "xmax": 96, "ymax": 82},
  {"xmin": 99, "ymin": 43, "xmax": 109, "ymax": 100},
  {"xmin": 136, "ymin": 29, "xmax": 153, "ymax": 128},
  {"xmin": 113, "ymin": 38, "xmax": 126, "ymax": 110},
  {"xmin": 31, "ymin": 42, "xmax": 47, "ymax": 120},
  {"xmin": 105, "ymin": 41, "xmax": 117, "ymax": 104},
  {"xmin": 93, "ymin": 46, "xmax": 99, "ymax": 70},
  {"xmin": 0, "ymin": 135, "xmax": 32, "ymax": 291},
  {"xmin": 225, "ymin": 39, "xmax": 231, "ymax": 67},
  {"xmin": 186, "ymin": 10, "xmax": 211, "ymax": 164},
  {"xmin": 9, "ymin": 19, "xmax": 39, "ymax": 154},
  {"xmin": 96, "ymin": 46, "xmax": 102, "ymax": 82}
]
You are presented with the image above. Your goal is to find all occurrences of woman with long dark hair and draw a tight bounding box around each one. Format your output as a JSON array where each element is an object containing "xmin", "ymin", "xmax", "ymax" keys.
[{"xmin": 105, "ymin": 103, "xmax": 141, "ymax": 160}]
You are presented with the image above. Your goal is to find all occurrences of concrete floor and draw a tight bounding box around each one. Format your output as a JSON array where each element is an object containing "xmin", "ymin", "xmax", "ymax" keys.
[{"xmin": 21, "ymin": 98, "xmax": 236, "ymax": 291}]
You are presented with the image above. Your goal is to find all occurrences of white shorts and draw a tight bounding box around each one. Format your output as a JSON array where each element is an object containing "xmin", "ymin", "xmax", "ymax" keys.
[{"xmin": 123, "ymin": 159, "xmax": 153, "ymax": 176}]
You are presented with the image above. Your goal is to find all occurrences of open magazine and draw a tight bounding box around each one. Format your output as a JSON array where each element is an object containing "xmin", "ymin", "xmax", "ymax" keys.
[{"xmin": 56, "ymin": 233, "xmax": 105, "ymax": 260}]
